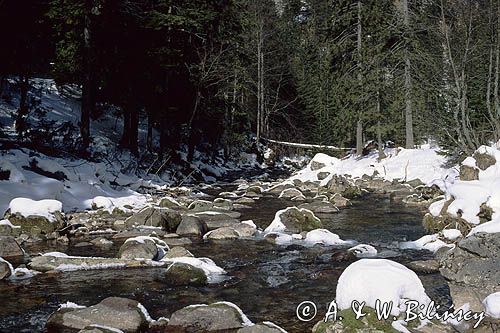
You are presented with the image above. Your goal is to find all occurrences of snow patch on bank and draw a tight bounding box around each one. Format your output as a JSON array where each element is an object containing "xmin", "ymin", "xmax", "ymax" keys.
[{"xmin": 290, "ymin": 144, "xmax": 447, "ymax": 185}]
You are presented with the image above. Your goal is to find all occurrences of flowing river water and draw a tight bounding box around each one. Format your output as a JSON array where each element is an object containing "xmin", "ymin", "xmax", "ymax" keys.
[{"xmin": 0, "ymin": 177, "xmax": 452, "ymax": 333}]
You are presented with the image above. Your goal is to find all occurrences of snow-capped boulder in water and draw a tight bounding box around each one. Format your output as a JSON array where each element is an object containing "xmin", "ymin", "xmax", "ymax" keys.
[
  {"xmin": 304, "ymin": 229, "xmax": 348, "ymax": 246},
  {"xmin": 46, "ymin": 297, "xmax": 150, "ymax": 332},
  {"xmin": 264, "ymin": 207, "xmax": 322, "ymax": 234},
  {"xmin": 167, "ymin": 301, "xmax": 253, "ymax": 332},
  {"xmin": 336, "ymin": 259, "xmax": 431, "ymax": 316},
  {"xmin": 347, "ymin": 244, "xmax": 377, "ymax": 258},
  {"xmin": 118, "ymin": 236, "xmax": 168, "ymax": 260},
  {"xmin": 163, "ymin": 262, "xmax": 208, "ymax": 286},
  {"xmin": 4, "ymin": 198, "xmax": 64, "ymax": 235}
]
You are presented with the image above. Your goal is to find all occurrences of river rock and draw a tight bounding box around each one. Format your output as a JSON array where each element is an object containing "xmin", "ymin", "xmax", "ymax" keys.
[
  {"xmin": 266, "ymin": 207, "xmax": 322, "ymax": 234},
  {"xmin": 4, "ymin": 211, "xmax": 64, "ymax": 236},
  {"xmin": 46, "ymin": 297, "xmax": 148, "ymax": 332},
  {"xmin": 235, "ymin": 197, "xmax": 255, "ymax": 205},
  {"xmin": 188, "ymin": 200, "xmax": 214, "ymax": 210},
  {"xmin": 407, "ymin": 259, "xmax": 440, "ymax": 274},
  {"xmin": 118, "ymin": 236, "xmax": 166, "ymax": 260},
  {"xmin": 0, "ymin": 257, "xmax": 13, "ymax": 280},
  {"xmin": 176, "ymin": 215, "xmax": 208, "ymax": 237},
  {"xmin": 330, "ymin": 194, "xmax": 351, "ymax": 208},
  {"xmin": 0, "ymin": 236, "xmax": 24, "ymax": 259},
  {"xmin": 317, "ymin": 171, "xmax": 331, "ymax": 180},
  {"xmin": 163, "ymin": 237, "xmax": 192, "ymax": 247},
  {"xmin": 459, "ymin": 165, "xmax": 479, "ymax": 181},
  {"xmin": 90, "ymin": 237, "xmax": 113, "ymax": 248},
  {"xmin": 194, "ymin": 212, "xmax": 240, "ymax": 231},
  {"xmin": 278, "ymin": 188, "xmax": 303, "ymax": 199},
  {"xmin": 163, "ymin": 262, "xmax": 207, "ymax": 286},
  {"xmin": 78, "ymin": 325, "xmax": 125, "ymax": 333},
  {"xmin": 0, "ymin": 219, "xmax": 21, "ymax": 236},
  {"xmin": 267, "ymin": 183, "xmax": 294, "ymax": 195},
  {"xmin": 205, "ymin": 222, "xmax": 257, "ymax": 240},
  {"xmin": 213, "ymin": 198, "xmax": 233, "ymax": 211},
  {"xmin": 167, "ymin": 302, "xmax": 251, "ymax": 331},
  {"xmin": 29, "ymin": 254, "xmax": 166, "ymax": 272},
  {"xmin": 159, "ymin": 196, "xmax": 184, "ymax": 210},
  {"xmin": 440, "ymin": 232, "xmax": 500, "ymax": 307},
  {"xmin": 163, "ymin": 246, "xmax": 194, "ymax": 259},
  {"xmin": 125, "ymin": 207, "xmax": 181, "ymax": 232},
  {"xmin": 238, "ymin": 322, "xmax": 287, "ymax": 332},
  {"xmin": 298, "ymin": 201, "xmax": 339, "ymax": 215}
]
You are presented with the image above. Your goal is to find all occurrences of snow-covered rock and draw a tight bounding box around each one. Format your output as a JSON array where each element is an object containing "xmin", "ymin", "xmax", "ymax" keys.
[
  {"xmin": 161, "ymin": 256, "xmax": 226, "ymax": 284},
  {"xmin": 483, "ymin": 292, "xmax": 500, "ymax": 319},
  {"xmin": 347, "ymin": 244, "xmax": 378, "ymax": 258},
  {"xmin": 336, "ymin": 259, "xmax": 431, "ymax": 316},
  {"xmin": 264, "ymin": 207, "xmax": 322, "ymax": 234},
  {"xmin": 304, "ymin": 229, "xmax": 348, "ymax": 246},
  {"xmin": 7, "ymin": 198, "xmax": 62, "ymax": 222},
  {"xmin": 400, "ymin": 234, "xmax": 454, "ymax": 253}
]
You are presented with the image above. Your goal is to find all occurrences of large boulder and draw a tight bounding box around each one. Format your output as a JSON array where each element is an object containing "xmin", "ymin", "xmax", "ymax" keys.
[
  {"xmin": 176, "ymin": 215, "xmax": 208, "ymax": 237},
  {"xmin": 0, "ymin": 236, "xmax": 24, "ymax": 259},
  {"xmin": 163, "ymin": 262, "xmax": 207, "ymax": 286},
  {"xmin": 204, "ymin": 223, "xmax": 256, "ymax": 240},
  {"xmin": 118, "ymin": 236, "xmax": 167, "ymax": 260},
  {"xmin": 440, "ymin": 232, "xmax": 500, "ymax": 310},
  {"xmin": 194, "ymin": 212, "xmax": 240, "ymax": 231},
  {"xmin": 264, "ymin": 207, "xmax": 322, "ymax": 234},
  {"xmin": 125, "ymin": 207, "xmax": 181, "ymax": 232},
  {"xmin": 213, "ymin": 198, "xmax": 233, "ymax": 211},
  {"xmin": 163, "ymin": 246, "xmax": 194, "ymax": 259},
  {"xmin": 327, "ymin": 176, "xmax": 362, "ymax": 199},
  {"xmin": 4, "ymin": 201, "xmax": 64, "ymax": 236},
  {"xmin": 46, "ymin": 297, "xmax": 149, "ymax": 332},
  {"xmin": 167, "ymin": 302, "xmax": 252, "ymax": 332}
]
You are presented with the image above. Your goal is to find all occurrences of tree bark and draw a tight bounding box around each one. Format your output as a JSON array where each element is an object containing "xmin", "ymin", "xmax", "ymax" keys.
[
  {"xmin": 15, "ymin": 75, "xmax": 29, "ymax": 137},
  {"xmin": 81, "ymin": 0, "xmax": 96, "ymax": 151},
  {"xmin": 355, "ymin": 0, "xmax": 363, "ymax": 156},
  {"xmin": 402, "ymin": 0, "xmax": 415, "ymax": 149}
]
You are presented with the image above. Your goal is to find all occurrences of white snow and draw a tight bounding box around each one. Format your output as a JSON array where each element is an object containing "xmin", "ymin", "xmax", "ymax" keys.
[
  {"xmin": 483, "ymin": 292, "xmax": 500, "ymax": 319},
  {"xmin": 400, "ymin": 234, "xmax": 454, "ymax": 253},
  {"xmin": 336, "ymin": 259, "xmax": 431, "ymax": 316},
  {"xmin": 86, "ymin": 325, "xmax": 124, "ymax": 333},
  {"xmin": 348, "ymin": 244, "xmax": 378, "ymax": 258},
  {"xmin": 441, "ymin": 229, "xmax": 462, "ymax": 241},
  {"xmin": 304, "ymin": 229, "xmax": 348, "ymax": 246},
  {"xmin": 162, "ymin": 256, "xmax": 227, "ymax": 283},
  {"xmin": 290, "ymin": 144, "xmax": 447, "ymax": 186},
  {"xmin": 8, "ymin": 198, "xmax": 62, "ymax": 221},
  {"xmin": 59, "ymin": 301, "xmax": 86, "ymax": 310},
  {"xmin": 137, "ymin": 303, "xmax": 154, "ymax": 323},
  {"xmin": 241, "ymin": 220, "xmax": 257, "ymax": 229},
  {"xmin": 261, "ymin": 321, "xmax": 288, "ymax": 333},
  {"xmin": 468, "ymin": 218, "xmax": 500, "ymax": 236},
  {"xmin": 429, "ymin": 199, "xmax": 446, "ymax": 217},
  {"xmin": 0, "ymin": 219, "xmax": 20, "ymax": 229}
]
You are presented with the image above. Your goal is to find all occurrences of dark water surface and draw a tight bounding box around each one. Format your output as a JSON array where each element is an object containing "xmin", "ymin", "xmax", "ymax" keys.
[{"xmin": 0, "ymin": 190, "xmax": 451, "ymax": 333}]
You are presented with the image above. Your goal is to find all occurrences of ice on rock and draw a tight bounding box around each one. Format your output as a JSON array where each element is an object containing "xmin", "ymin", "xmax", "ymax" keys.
[
  {"xmin": 400, "ymin": 234, "xmax": 453, "ymax": 253},
  {"xmin": 336, "ymin": 259, "xmax": 431, "ymax": 316}
]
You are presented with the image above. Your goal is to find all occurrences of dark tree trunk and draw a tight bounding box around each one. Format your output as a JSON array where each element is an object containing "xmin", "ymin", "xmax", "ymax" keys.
[
  {"xmin": 15, "ymin": 75, "xmax": 30, "ymax": 137},
  {"xmin": 81, "ymin": 0, "xmax": 96, "ymax": 151},
  {"xmin": 147, "ymin": 108, "xmax": 153, "ymax": 152},
  {"xmin": 129, "ymin": 103, "xmax": 139, "ymax": 155}
]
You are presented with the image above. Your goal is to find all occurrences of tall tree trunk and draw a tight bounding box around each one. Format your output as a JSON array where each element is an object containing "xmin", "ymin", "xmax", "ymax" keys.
[
  {"xmin": 402, "ymin": 0, "xmax": 415, "ymax": 149},
  {"xmin": 129, "ymin": 103, "xmax": 139, "ymax": 155},
  {"xmin": 15, "ymin": 75, "xmax": 29, "ymax": 137},
  {"xmin": 187, "ymin": 91, "xmax": 201, "ymax": 162},
  {"xmin": 147, "ymin": 108, "xmax": 153, "ymax": 152},
  {"xmin": 355, "ymin": 0, "xmax": 363, "ymax": 156},
  {"xmin": 81, "ymin": 0, "xmax": 96, "ymax": 151},
  {"xmin": 256, "ymin": 21, "xmax": 263, "ymax": 142}
]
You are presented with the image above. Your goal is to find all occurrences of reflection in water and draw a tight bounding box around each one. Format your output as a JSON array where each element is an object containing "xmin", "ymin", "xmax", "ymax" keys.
[{"xmin": 0, "ymin": 193, "xmax": 451, "ymax": 333}]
